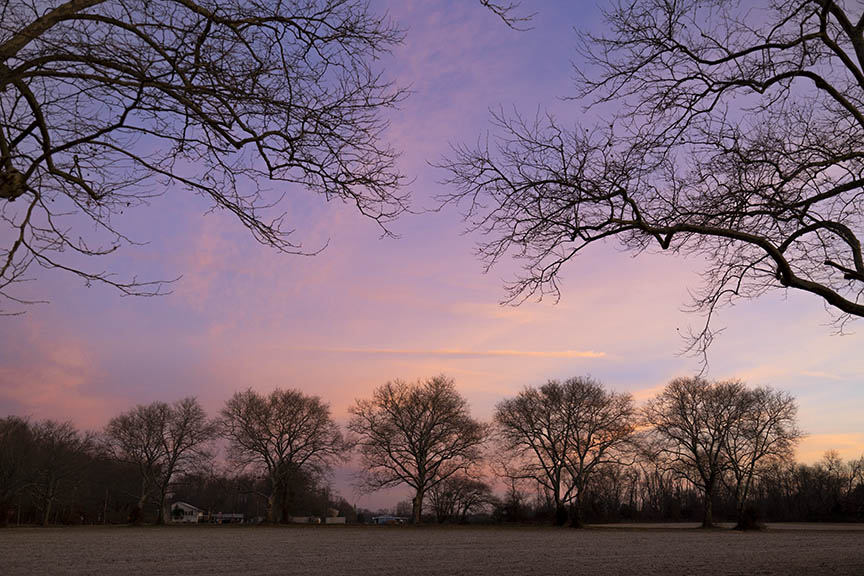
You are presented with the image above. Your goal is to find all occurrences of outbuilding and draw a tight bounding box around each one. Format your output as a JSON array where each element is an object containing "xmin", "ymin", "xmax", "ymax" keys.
[{"xmin": 170, "ymin": 502, "xmax": 204, "ymax": 523}]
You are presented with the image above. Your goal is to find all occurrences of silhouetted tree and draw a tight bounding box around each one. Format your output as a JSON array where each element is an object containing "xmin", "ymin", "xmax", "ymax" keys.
[
  {"xmin": 105, "ymin": 397, "xmax": 215, "ymax": 524},
  {"xmin": 630, "ymin": 444, "xmax": 685, "ymax": 521},
  {"xmin": 445, "ymin": 0, "xmax": 864, "ymax": 364},
  {"xmin": 644, "ymin": 377, "xmax": 748, "ymax": 528},
  {"xmin": 723, "ymin": 387, "xmax": 801, "ymax": 529},
  {"xmin": 349, "ymin": 375, "xmax": 488, "ymax": 524},
  {"xmin": 0, "ymin": 416, "xmax": 34, "ymax": 525},
  {"xmin": 220, "ymin": 388, "xmax": 346, "ymax": 523},
  {"xmin": 495, "ymin": 377, "xmax": 635, "ymax": 526},
  {"xmin": 30, "ymin": 420, "xmax": 95, "ymax": 525},
  {"xmin": 428, "ymin": 473, "xmax": 495, "ymax": 523},
  {"xmin": 0, "ymin": 0, "xmax": 407, "ymax": 311}
]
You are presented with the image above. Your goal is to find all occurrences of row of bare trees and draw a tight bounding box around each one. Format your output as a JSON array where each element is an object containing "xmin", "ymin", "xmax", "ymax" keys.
[
  {"xmin": 2, "ymin": 374, "xmax": 860, "ymax": 527},
  {"xmin": 0, "ymin": 392, "xmax": 344, "ymax": 526},
  {"xmin": 493, "ymin": 448, "xmax": 864, "ymax": 527},
  {"xmin": 0, "ymin": 418, "xmax": 96, "ymax": 526},
  {"xmin": 488, "ymin": 376, "xmax": 802, "ymax": 529}
]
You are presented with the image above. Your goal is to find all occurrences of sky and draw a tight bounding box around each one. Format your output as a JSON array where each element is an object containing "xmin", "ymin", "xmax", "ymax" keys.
[{"xmin": 1, "ymin": 1, "xmax": 862, "ymax": 509}]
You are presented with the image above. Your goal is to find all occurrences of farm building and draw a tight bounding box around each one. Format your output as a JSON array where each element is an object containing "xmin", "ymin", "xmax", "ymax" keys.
[{"xmin": 170, "ymin": 502, "xmax": 204, "ymax": 524}]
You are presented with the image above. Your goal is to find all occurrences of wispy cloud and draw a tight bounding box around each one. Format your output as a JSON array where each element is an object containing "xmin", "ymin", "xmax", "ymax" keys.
[
  {"xmin": 800, "ymin": 370, "xmax": 845, "ymax": 381},
  {"xmin": 297, "ymin": 347, "xmax": 605, "ymax": 359}
]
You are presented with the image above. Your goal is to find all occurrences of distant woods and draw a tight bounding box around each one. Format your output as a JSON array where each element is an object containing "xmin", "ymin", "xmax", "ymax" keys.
[{"xmin": 1, "ymin": 375, "xmax": 863, "ymax": 528}]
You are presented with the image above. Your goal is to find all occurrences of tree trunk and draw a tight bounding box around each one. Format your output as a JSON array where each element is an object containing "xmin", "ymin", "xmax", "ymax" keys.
[
  {"xmin": 412, "ymin": 487, "xmax": 424, "ymax": 524},
  {"xmin": 702, "ymin": 490, "xmax": 714, "ymax": 528},
  {"xmin": 733, "ymin": 484, "xmax": 745, "ymax": 530},
  {"xmin": 41, "ymin": 474, "xmax": 57, "ymax": 526},
  {"xmin": 553, "ymin": 485, "xmax": 567, "ymax": 526},
  {"xmin": 734, "ymin": 474, "xmax": 762, "ymax": 530},
  {"xmin": 42, "ymin": 497, "xmax": 52, "ymax": 526},
  {"xmin": 734, "ymin": 491, "xmax": 761, "ymax": 530},
  {"xmin": 554, "ymin": 503, "xmax": 568, "ymax": 526},
  {"xmin": 266, "ymin": 492, "xmax": 277, "ymax": 523},
  {"xmin": 156, "ymin": 487, "xmax": 167, "ymax": 525},
  {"xmin": 132, "ymin": 479, "xmax": 148, "ymax": 525},
  {"xmin": 280, "ymin": 480, "xmax": 293, "ymax": 524},
  {"xmin": 569, "ymin": 496, "xmax": 584, "ymax": 529}
]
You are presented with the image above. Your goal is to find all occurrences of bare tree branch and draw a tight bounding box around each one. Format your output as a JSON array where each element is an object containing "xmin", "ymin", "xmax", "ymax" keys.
[
  {"xmin": 443, "ymin": 0, "xmax": 864, "ymax": 365},
  {"xmin": 1, "ymin": 0, "xmax": 407, "ymax": 311}
]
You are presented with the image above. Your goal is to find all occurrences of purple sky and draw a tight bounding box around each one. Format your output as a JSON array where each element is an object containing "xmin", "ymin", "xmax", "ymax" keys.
[{"xmin": 1, "ymin": 1, "xmax": 862, "ymax": 509}]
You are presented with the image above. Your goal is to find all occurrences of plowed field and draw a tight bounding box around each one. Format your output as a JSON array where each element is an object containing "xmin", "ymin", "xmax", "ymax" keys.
[{"xmin": 3, "ymin": 523, "xmax": 863, "ymax": 575}]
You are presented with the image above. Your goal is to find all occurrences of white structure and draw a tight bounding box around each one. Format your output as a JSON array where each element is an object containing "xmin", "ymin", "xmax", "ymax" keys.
[
  {"xmin": 170, "ymin": 502, "xmax": 204, "ymax": 523},
  {"xmin": 371, "ymin": 515, "xmax": 405, "ymax": 525}
]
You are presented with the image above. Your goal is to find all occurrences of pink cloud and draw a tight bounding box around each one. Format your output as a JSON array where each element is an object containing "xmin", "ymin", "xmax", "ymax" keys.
[
  {"xmin": 301, "ymin": 346, "xmax": 605, "ymax": 359},
  {"xmin": 0, "ymin": 321, "xmax": 120, "ymax": 430}
]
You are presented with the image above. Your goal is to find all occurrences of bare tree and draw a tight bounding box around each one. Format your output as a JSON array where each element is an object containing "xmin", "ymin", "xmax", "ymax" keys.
[
  {"xmin": 723, "ymin": 387, "xmax": 802, "ymax": 529},
  {"xmin": 0, "ymin": 416, "xmax": 34, "ymax": 525},
  {"xmin": 105, "ymin": 397, "xmax": 215, "ymax": 524},
  {"xmin": 0, "ymin": 0, "xmax": 407, "ymax": 311},
  {"xmin": 220, "ymin": 388, "xmax": 345, "ymax": 524},
  {"xmin": 444, "ymin": 0, "xmax": 864, "ymax": 363},
  {"xmin": 428, "ymin": 473, "xmax": 495, "ymax": 523},
  {"xmin": 495, "ymin": 376, "xmax": 635, "ymax": 526},
  {"xmin": 156, "ymin": 397, "xmax": 216, "ymax": 523},
  {"xmin": 348, "ymin": 375, "xmax": 488, "ymax": 524},
  {"xmin": 30, "ymin": 420, "xmax": 95, "ymax": 526},
  {"xmin": 494, "ymin": 381, "xmax": 571, "ymax": 525},
  {"xmin": 643, "ymin": 377, "xmax": 748, "ymax": 528},
  {"xmin": 104, "ymin": 404, "xmax": 163, "ymax": 523}
]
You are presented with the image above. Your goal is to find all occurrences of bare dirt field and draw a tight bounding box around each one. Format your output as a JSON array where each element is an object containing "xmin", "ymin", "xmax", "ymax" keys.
[{"xmin": 2, "ymin": 523, "xmax": 863, "ymax": 575}]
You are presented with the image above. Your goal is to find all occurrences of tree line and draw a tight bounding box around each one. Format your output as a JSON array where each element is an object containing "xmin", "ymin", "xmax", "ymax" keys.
[{"xmin": 1, "ymin": 375, "xmax": 862, "ymax": 528}]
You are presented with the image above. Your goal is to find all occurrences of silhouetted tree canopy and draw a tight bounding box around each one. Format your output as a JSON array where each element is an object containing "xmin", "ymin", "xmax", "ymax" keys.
[
  {"xmin": 494, "ymin": 376, "xmax": 635, "ymax": 527},
  {"xmin": 0, "ymin": 416, "xmax": 35, "ymax": 525},
  {"xmin": 104, "ymin": 397, "xmax": 215, "ymax": 524},
  {"xmin": 1, "ymin": 382, "xmax": 861, "ymax": 527},
  {"xmin": 29, "ymin": 420, "xmax": 95, "ymax": 526},
  {"xmin": 643, "ymin": 377, "xmax": 801, "ymax": 529},
  {"xmin": 723, "ymin": 386, "xmax": 801, "ymax": 529},
  {"xmin": 220, "ymin": 388, "xmax": 346, "ymax": 524},
  {"xmin": 428, "ymin": 473, "xmax": 495, "ymax": 523},
  {"xmin": 444, "ymin": 0, "xmax": 864, "ymax": 363},
  {"xmin": 0, "ymin": 0, "xmax": 406, "ymax": 311},
  {"xmin": 643, "ymin": 377, "xmax": 746, "ymax": 528},
  {"xmin": 349, "ymin": 375, "xmax": 488, "ymax": 524}
]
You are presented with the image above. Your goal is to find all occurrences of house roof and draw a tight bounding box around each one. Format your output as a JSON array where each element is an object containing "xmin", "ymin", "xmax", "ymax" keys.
[{"xmin": 172, "ymin": 501, "xmax": 204, "ymax": 513}]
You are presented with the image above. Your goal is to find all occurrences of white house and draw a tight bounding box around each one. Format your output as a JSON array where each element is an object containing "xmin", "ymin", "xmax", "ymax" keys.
[{"xmin": 170, "ymin": 501, "xmax": 204, "ymax": 523}]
